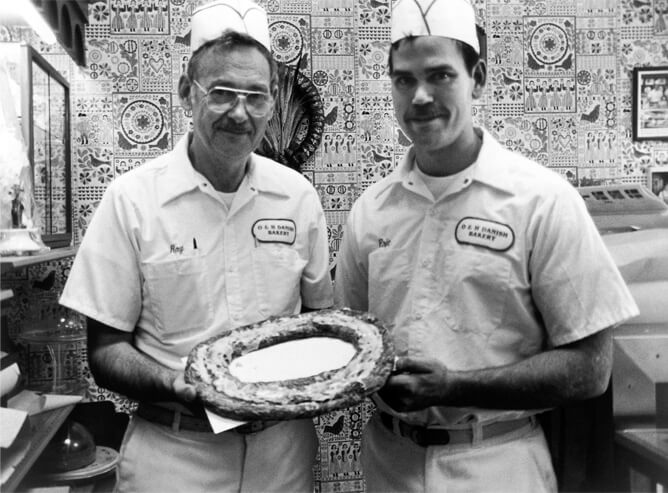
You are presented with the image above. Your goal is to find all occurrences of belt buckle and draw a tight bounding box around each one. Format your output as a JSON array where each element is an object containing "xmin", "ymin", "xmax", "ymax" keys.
[
  {"xmin": 236, "ymin": 421, "xmax": 265, "ymax": 434},
  {"xmin": 408, "ymin": 426, "xmax": 450, "ymax": 447}
]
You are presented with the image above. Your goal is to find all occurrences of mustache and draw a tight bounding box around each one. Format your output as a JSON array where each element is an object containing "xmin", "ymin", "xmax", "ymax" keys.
[
  {"xmin": 405, "ymin": 105, "xmax": 448, "ymax": 120},
  {"xmin": 214, "ymin": 117, "xmax": 252, "ymax": 133}
]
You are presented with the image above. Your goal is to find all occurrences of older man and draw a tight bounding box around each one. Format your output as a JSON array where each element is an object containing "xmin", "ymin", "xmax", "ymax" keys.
[
  {"xmin": 60, "ymin": 1, "xmax": 332, "ymax": 491},
  {"xmin": 334, "ymin": 0, "xmax": 638, "ymax": 491}
]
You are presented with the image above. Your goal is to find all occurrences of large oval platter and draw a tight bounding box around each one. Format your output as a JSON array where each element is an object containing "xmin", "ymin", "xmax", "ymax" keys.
[{"xmin": 185, "ymin": 308, "xmax": 395, "ymax": 421}]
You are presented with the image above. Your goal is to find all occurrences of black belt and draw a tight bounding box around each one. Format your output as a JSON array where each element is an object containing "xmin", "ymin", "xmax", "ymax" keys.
[
  {"xmin": 379, "ymin": 412, "xmax": 534, "ymax": 447},
  {"xmin": 136, "ymin": 402, "xmax": 279, "ymax": 434}
]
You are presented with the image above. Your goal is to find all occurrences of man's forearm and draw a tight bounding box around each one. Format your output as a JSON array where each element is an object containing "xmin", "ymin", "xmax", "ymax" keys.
[
  {"xmin": 90, "ymin": 342, "xmax": 181, "ymax": 402},
  {"xmin": 382, "ymin": 329, "xmax": 613, "ymax": 413},
  {"xmin": 87, "ymin": 319, "xmax": 182, "ymax": 402},
  {"xmin": 446, "ymin": 330, "xmax": 612, "ymax": 409}
]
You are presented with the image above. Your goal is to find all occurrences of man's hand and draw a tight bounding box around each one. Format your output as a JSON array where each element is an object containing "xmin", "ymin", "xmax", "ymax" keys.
[
  {"xmin": 378, "ymin": 357, "xmax": 450, "ymax": 412},
  {"xmin": 172, "ymin": 373, "xmax": 198, "ymax": 403}
]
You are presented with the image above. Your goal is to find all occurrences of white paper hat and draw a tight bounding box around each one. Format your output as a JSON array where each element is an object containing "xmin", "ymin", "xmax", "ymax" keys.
[
  {"xmin": 190, "ymin": 0, "xmax": 271, "ymax": 53},
  {"xmin": 391, "ymin": 0, "xmax": 480, "ymax": 54}
]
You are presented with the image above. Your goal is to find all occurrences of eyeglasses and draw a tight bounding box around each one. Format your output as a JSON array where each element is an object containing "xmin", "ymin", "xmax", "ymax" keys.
[{"xmin": 192, "ymin": 80, "xmax": 273, "ymax": 117}]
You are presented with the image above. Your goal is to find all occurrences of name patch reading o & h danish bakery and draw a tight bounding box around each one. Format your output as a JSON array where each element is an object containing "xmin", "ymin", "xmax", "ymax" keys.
[
  {"xmin": 455, "ymin": 217, "xmax": 514, "ymax": 252},
  {"xmin": 252, "ymin": 219, "xmax": 296, "ymax": 245}
]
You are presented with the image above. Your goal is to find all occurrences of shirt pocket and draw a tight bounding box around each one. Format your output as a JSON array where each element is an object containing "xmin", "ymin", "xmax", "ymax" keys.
[
  {"xmin": 142, "ymin": 255, "xmax": 212, "ymax": 336},
  {"xmin": 442, "ymin": 248, "xmax": 511, "ymax": 339},
  {"xmin": 368, "ymin": 247, "xmax": 413, "ymax": 324},
  {"xmin": 252, "ymin": 244, "xmax": 307, "ymax": 318}
]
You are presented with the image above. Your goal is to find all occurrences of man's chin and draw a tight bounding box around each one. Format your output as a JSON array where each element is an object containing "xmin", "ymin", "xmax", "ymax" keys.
[
  {"xmin": 407, "ymin": 119, "xmax": 448, "ymax": 136},
  {"xmin": 409, "ymin": 129, "xmax": 452, "ymax": 150}
]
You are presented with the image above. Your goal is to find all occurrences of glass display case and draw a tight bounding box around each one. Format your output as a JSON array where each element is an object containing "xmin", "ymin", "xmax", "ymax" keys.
[{"xmin": 0, "ymin": 43, "xmax": 72, "ymax": 248}]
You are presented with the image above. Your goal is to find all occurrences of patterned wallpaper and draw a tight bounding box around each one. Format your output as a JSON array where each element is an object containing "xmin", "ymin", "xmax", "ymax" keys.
[{"xmin": 2, "ymin": 0, "xmax": 668, "ymax": 491}]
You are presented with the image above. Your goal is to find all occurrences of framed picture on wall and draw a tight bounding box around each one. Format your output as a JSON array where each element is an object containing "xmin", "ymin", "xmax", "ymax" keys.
[
  {"xmin": 647, "ymin": 166, "xmax": 668, "ymax": 204},
  {"xmin": 632, "ymin": 66, "xmax": 668, "ymax": 141}
]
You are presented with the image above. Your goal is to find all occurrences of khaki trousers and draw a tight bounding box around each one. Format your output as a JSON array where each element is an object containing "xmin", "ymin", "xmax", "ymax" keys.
[
  {"xmin": 115, "ymin": 415, "xmax": 318, "ymax": 493},
  {"xmin": 361, "ymin": 413, "xmax": 557, "ymax": 493}
]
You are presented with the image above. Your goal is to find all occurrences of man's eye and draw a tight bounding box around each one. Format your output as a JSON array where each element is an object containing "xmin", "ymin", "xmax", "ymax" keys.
[
  {"xmin": 430, "ymin": 72, "xmax": 452, "ymax": 83},
  {"xmin": 393, "ymin": 77, "xmax": 414, "ymax": 90},
  {"xmin": 247, "ymin": 93, "xmax": 268, "ymax": 105},
  {"xmin": 210, "ymin": 88, "xmax": 235, "ymax": 101}
]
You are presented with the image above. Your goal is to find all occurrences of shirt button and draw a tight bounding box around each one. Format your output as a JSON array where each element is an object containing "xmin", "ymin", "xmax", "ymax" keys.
[
  {"xmin": 421, "ymin": 260, "xmax": 430, "ymax": 268},
  {"xmin": 414, "ymin": 313, "xmax": 422, "ymax": 321}
]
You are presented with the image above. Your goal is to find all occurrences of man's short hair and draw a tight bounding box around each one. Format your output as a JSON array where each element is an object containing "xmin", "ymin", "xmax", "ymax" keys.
[
  {"xmin": 186, "ymin": 31, "xmax": 277, "ymax": 88},
  {"xmin": 388, "ymin": 25, "xmax": 486, "ymax": 76}
]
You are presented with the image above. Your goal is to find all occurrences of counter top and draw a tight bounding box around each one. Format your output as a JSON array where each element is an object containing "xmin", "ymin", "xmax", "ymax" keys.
[
  {"xmin": 615, "ymin": 427, "xmax": 668, "ymax": 487},
  {"xmin": 0, "ymin": 246, "xmax": 78, "ymax": 274}
]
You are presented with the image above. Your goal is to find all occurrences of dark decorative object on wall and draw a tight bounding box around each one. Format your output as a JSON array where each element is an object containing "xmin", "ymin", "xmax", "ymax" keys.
[
  {"xmin": 31, "ymin": 0, "xmax": 89, "ymax": 66},
  {"xmin": 257, "ymin": 54, "xmax": 324, "ymax": 171}
]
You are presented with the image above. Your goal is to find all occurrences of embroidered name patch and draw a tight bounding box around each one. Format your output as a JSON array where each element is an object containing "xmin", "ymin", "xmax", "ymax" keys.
[
  {"xmin": 252, "ymin": 219, "xmax": 296, "ymax": 245},
  {"xmin": 455, "ymin": 217, "xmax": 514, "ymax": 252}
]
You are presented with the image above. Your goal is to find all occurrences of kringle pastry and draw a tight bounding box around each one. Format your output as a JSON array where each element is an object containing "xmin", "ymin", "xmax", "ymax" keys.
[{"xmin": 185, "ymin": 308, "xmax": 395, "ymax": 420}]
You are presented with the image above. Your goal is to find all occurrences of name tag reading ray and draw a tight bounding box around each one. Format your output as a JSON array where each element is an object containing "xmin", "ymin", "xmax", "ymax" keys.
[
  {"xmin": 252, "ymin": 219, "xmax": 296, "ymax": 245},
  {"xmin": 455, "ymin": 217, "xmax": 514, "ymax": 251}
]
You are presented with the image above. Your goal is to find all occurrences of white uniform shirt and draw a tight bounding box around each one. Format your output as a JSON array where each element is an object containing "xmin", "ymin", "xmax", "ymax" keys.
[
  {"xmin": 61, "ymin": 134, "xmax": 333, "ymax": 370},
  {"xmin": 335, "ymin": 128, "xmax": 638, "ymax": 426}
]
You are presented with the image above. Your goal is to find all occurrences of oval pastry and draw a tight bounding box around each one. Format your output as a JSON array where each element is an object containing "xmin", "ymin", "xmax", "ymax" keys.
[{"xmin": 185, "ymin": 308, "xmax": 395, "ymax": 420}]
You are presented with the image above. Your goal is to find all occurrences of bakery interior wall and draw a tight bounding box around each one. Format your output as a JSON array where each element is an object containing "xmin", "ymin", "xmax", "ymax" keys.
[{"xmin": 2, "ymin": 0, "xmax": 668, "ymax": 491}]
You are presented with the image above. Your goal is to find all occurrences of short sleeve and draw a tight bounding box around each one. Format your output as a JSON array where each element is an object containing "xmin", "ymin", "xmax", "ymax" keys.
[
  {"xmin": 300, "ymin": 189, "xmax": 334, "ymax": 309},
  {"xmin": 529, "ymin": 184, "xmax": 639, "ymax": 346},
  {"xmin": 59, "ymin": 182, "xmax": 142, "ymax": 331},
  {"xmin": 334, "ymin": 204, "xmax": 369, "ymax": 311}
]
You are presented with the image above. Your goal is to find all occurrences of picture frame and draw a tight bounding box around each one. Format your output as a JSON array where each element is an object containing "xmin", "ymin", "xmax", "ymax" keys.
[
  {"xmin": 647, "ymin": 166, "xmax": 668, "ymax": 205},
  {"xmin": 632, "ymin": 66, "xmax": 668, "ymax": 141}
]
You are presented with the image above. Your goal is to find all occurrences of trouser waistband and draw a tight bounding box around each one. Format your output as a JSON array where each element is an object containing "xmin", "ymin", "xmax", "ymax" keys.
[
  {"xmin": 379, "ymin": 412, "xmax": 535, "ymax": 447},
  {"xmin": 136, "ymin": 402, "xmax": 280, "ymax": 434}
]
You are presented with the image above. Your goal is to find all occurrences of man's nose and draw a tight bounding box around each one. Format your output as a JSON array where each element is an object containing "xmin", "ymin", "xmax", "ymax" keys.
[
  {"xmin": 227, "ymin": 96, "xmax": 250, "ymax": 120},
  {"xmin": 412, "ymin": 83, "xmax": 434, "ymax": 105}
]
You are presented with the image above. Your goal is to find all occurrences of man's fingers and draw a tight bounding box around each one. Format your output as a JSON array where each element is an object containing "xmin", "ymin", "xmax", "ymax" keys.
[
  {"xmin": 173, "ymin": 373, "xmax": 198, "ymax": 402},
  {"xmin": 394, "ymin": 356, "xmax": 438, "ymax": 374}
]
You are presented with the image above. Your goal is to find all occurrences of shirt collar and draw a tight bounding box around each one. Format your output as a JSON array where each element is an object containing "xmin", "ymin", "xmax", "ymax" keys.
[
  {"xmin": 244, "ymin": 153, "xmax": 292, "ymax": 198},
  {"xmin": 158, "ymin": 134, "xmax": 201, "ymax": 205},
  {"xmin": 159, "ymin": 133, "xmax": 291, "ymax": 205},
  {"xmin": 469, "ymin": 127, "xmax": 515, "ymax": 194},
  {"xmin": 373, "ymin": 127, "xmax": 515, "ymax": 201}
]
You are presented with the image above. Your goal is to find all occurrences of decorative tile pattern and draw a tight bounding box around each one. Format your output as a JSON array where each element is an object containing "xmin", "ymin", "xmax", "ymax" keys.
[
  {"xmin": 109, "ymin": 0, "xmax": 171, "ymax": 35},
  {"xmin": 268, "ymin": 15, "xmax": 311, "ymax": 65},
  {"xmin": 524, "ymin": 17, "xmax": 576, "ymax": 77},
  {"xmin": 113, "ymin": 93, "xmax": 173, "ymax": 156},
  {"xmin": 311, "ymin": 16, "xmax": 355, "ymax": 56}
]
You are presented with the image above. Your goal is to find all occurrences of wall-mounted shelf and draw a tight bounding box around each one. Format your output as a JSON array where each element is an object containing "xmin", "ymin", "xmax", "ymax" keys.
[{"xmin": 0, "ymin": 246, "xmax": 78, "ymax": 275}]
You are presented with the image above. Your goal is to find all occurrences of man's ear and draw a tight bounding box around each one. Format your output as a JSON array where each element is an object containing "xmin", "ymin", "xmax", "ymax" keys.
[
  {"xmin": 471, "ymin": 59, "xmax": 487, "ymax": 100},
  {"xmin": 178, "ymin": 74, "xmax": 193, "ymax": 110},
  {"xmin": 266, "ymin": 82, "xmax": 279, "ymax": 120}
]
